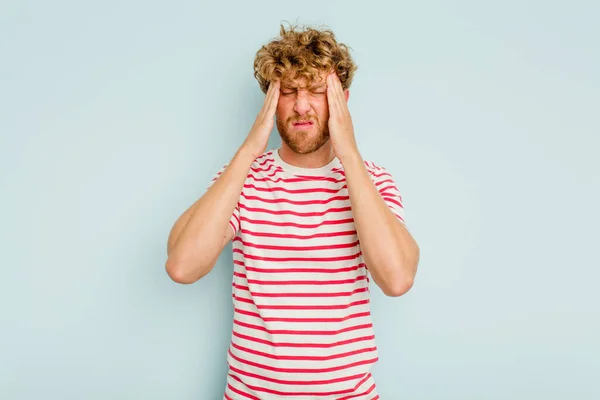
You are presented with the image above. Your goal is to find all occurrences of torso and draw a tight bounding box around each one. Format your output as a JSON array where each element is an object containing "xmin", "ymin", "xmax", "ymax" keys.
[{"xmin": 223, "ymin": 149, "xmax": 385, "ymax": 400}]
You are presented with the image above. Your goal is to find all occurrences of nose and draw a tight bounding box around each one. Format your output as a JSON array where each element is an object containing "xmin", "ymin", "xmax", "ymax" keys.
[{"xmin": 293, "ymin": 91, "xmax": 311, "ymax": 116}]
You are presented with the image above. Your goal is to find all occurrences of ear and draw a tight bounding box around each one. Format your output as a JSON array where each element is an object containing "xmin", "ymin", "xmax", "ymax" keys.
[{"xmin": 344, "ymin": 89, "xmax": 350, "ymax": 102}]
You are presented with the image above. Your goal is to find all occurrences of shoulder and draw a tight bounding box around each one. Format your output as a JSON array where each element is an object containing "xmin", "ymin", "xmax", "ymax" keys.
[
  {"xmin": 251, "ymin": 149, "xmax": 277, "ymax": 168},
  {"xmin": 362, "ymin": 160, "xmax": 394, "ymax": 180},
  {"xmin": 245, "ymin": 149, "xmax": 280, "ymax": 179},
  {"xmin": 214, "ymin": 149, "xmax": 278, "ymax": 175}
]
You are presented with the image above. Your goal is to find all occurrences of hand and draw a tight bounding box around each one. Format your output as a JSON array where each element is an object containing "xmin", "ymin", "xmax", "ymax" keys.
[
  {"xmin": 327, "ymin": 73, "xmax": 359, "ymax": 162},
  {"xmin": 243, "ymin": 80, "xmax": 280, "ymax": 159}
]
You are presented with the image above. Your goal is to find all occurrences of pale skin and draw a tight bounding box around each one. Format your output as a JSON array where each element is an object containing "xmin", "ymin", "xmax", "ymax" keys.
[
  {"xmin": 166, "ymin": 73, "xmax": 420, "ymax": 296},
  {"xmin": 324, "ymin": 73, "xmax": 420, "ymax": 296}
]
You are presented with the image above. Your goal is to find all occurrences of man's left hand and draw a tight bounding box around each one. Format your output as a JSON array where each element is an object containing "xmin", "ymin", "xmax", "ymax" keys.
[{"xmin": 327, "ymin": 73, "xmax": 359, "ymax": 162}]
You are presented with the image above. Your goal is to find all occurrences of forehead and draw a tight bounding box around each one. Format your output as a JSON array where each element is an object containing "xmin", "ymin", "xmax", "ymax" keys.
[{"xmin": 281, "ymin": 71, "xmax": 327, "ymax": 89}]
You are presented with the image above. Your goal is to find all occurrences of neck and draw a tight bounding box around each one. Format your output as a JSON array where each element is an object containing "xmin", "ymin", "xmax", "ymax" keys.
[{"xmin": 278, "ymin": 141, "xmax": 336, "ymax": 169}]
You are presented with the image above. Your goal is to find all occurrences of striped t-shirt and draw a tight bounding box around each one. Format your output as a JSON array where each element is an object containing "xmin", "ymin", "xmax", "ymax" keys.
[{"xmin": 211, "ymin": 148, "xmax": 406, "ymax": 400}]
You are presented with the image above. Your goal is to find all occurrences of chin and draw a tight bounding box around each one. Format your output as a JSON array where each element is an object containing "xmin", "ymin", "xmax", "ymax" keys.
[
  {"xmin": 282, "ymin": 135, "xmax": 329, "ymax": 155},
  {"xmin": 290, "ymin": 145, "xmax": 317, "ymax": 155}
]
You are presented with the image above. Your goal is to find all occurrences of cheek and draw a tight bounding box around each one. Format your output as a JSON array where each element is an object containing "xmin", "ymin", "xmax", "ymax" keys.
[
  {"xmin": 276, "ymin": 101, "xmax": 290, "ymax": 118},
  {"xmin": 280, "ymin": 95, "xmax": 298, "ymax": 106},
  {"xmin": 312, "ymin": 99, "xmax": 329, "ymax": 119}
]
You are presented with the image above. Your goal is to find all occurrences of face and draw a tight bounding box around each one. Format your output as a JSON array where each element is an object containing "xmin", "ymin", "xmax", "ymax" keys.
[{"xmin": 275, "ymin": 71, "xmax": 330, "ymax": 154}]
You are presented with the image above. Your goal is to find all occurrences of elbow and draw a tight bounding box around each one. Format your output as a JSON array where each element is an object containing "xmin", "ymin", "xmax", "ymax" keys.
[
  {"xmin": 165, "ymin": 257, "xmax": 205, "ymax": 284},
  {"xmin": 381, "ymin": 254, "xmax": 419, "ymax": 297},
  {"xmin": 382, "ymin": 276, "xmax": 414, "ymax": 297}
]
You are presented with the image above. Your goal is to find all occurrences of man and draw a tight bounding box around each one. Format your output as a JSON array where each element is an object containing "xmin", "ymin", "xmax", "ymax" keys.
[{"xmin": 166, "ymin": 24, "xmax": 420, "ymax": 400}]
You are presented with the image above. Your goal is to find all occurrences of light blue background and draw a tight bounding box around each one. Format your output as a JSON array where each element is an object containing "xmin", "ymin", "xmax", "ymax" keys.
[{"xmin": 1, "ymin": 1, "xmax": 598, "ymax": 399}]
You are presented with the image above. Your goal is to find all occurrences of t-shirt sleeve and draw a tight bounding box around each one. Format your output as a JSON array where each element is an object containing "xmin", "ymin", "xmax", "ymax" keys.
[
  {"xmin": 369, "ymin": 164, "xmax": 407, "ymax": 226},
  {"xmin": 207, "ymin": 164, "xmax": 241, "ymax": 238}
]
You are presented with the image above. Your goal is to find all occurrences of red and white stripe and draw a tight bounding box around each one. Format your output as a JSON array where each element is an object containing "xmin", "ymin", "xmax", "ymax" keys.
[{"xmin": 209, "ymin": 149, "xmax": 405, "ymax": 399}]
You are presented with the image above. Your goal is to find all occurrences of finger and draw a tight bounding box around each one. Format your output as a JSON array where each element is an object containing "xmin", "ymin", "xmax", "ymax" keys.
[
  {"xmin": 334, "ymin": 75, "xmax": 350, "ymax": 116},
  {"xmin": 328, "ymin": 74, "xmax": 345, "ymax": 115},
  {"xmin": 266, "ymin": 80, "xmax": 280, "ymax": 115},
  {"xmin": 327, "ymin": 74, "xmax": 339, "ymax": 113},
  {"xmin": 333, "ymin": 74, "xmax": 346, "ymax": 105},
  {"xmin": 260, "ymin": 80, "xmax": 279, "ymax": 119},
  {"xmin": 331, "ymin": 74, "xmax": 345, "ymax": 104},
  {"xmin": 270, "ymin": 79, "xmax": 280, "ymax": 95},
  {"xmin": 265, "ymin": 80, "xmax": 278, "ymax": 103}
]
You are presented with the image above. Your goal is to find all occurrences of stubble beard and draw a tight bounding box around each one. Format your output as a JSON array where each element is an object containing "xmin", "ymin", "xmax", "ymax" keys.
[{"xmin": 276, "ymin": 115, "xmax": 330, "ymax": 155}]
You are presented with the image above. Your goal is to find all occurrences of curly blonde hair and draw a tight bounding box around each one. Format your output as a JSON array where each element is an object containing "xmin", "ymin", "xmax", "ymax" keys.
[{"xmin": 253, "ymin": 23, "xmax": 357, "ymax": 93}]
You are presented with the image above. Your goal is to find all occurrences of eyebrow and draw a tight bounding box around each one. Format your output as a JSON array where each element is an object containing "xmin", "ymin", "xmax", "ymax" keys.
[{"xmin": 281, "ymin": 84, "xmax": 326, "ymax": 91}]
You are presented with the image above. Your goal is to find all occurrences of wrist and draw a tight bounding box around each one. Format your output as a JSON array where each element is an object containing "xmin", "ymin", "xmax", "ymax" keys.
[
  {"xmin": 239, "ymin": 139, "xmax": 264, "ymax": 161},
  {"xmin": 338, "ymin": 148, "xmax": 363, "ymax": 167},
  {"xmin": 236, "ymin": 144, "xmax": 261, "ymax": 166}
]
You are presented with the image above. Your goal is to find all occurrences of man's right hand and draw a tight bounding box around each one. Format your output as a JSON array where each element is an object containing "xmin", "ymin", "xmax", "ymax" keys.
[
  {"xmin": 166, "ymin": 81, "xmax": 280, "ymax": 284},
  {"xmin": 243, "ymin": 80, "xmax": 280, "ymax": 159}
]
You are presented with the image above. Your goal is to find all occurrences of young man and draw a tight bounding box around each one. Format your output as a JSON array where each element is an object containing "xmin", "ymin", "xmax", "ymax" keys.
[{"xmin": 166, "ymin": 24, "xmax": 420, "ymax": 400}]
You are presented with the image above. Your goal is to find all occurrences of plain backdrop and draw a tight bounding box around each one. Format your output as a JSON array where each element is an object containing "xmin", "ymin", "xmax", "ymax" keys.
[{"xmin": 1, "ymin": 1, "xmax": 599, "ymax": 399}]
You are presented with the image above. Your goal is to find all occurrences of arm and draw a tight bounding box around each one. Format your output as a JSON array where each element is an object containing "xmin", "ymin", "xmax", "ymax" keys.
[
  {"xmin": 326, "ymin": 72, "xmax": 419, "ymax": 296},
  {"xmin": 342, "ymin": 154, "xmax": 420, "ymax": 296},
  {"xmin": 165, "ymin": 80, "xmax": 280, "ymax": 284},
  {"xmin": 165, "ymin": 147, "xmax": 255, "ymax": 284}
]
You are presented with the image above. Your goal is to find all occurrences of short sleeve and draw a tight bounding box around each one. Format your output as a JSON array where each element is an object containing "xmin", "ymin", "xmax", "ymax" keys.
[
  {"xmin": 369, "ymin": 164, "xmax": 406, "ymax": 226},
  {"xmin": 207, "ymin": 164, "xmax": 241, "ymax": 237}
]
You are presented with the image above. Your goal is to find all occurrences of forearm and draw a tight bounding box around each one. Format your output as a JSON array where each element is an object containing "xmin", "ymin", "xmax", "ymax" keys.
[
  {"xmin": 342, "ymin": 152, "xmax": 420, "ymax": 296},
  {"xmin": 166, "ymin": 146, "xmax": 255, "ymax": 283}
]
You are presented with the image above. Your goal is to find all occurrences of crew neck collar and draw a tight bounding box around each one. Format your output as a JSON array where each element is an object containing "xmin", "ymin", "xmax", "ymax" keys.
[{"xmin": 271, "ymin": 147, "xmax": 342, "ymax": 176}]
